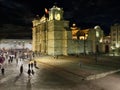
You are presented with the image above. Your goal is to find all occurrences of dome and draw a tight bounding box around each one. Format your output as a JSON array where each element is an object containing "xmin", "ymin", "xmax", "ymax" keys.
[{"xmin": 94, "ymin": 25, "xmax": 101, "ymax": 29}]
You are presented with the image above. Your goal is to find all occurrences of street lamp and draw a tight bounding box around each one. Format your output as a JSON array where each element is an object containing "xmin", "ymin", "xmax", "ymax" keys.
[{"xmin": 83, "ymin": 33, "xmax": 86, "ymax": 55}]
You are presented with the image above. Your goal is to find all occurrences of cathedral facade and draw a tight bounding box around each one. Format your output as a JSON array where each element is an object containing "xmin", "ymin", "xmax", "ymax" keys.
[
  {"xmin": 32, "ymin": 5, "xmax": 73, "ymax": 55},
  {"xmin": 32, "ymin": 5, "xmax": 105, "ymax": 56}
]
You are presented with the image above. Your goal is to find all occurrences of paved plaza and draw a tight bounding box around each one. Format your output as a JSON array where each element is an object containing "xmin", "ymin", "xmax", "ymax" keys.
[
  {"xmin": 0, "ymin": 55, "xmax": 120, "ymax": 90},
  {"xmin": 36, "ymin": 55, "xmax": 120, "ymax": 79}
]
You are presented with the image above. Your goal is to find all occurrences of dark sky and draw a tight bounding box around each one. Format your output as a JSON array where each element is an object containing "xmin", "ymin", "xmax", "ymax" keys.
[{"xmin": 0, "ymin": 0, "xmax": 120, "ymax": 38}]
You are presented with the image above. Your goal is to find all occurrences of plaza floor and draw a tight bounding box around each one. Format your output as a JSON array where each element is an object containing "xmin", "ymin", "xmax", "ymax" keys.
[
  {"xmin": 35, "ymin": 55, "xmax": 120, "ymax": 80},
  {"xmin": 0, "ymin": 55, "xmax": 120, "ymax": 90}
]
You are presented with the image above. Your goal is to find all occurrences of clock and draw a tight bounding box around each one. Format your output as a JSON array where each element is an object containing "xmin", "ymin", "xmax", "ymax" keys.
[{"xmin": 55, "ymin": 13, "xmax": 60, "ymax": 20}]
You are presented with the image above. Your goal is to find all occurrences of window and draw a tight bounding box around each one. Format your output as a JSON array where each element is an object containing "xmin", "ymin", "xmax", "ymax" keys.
[{"xmin": 96, "ymin": 31, "xmax": 99, "ymax": 37}]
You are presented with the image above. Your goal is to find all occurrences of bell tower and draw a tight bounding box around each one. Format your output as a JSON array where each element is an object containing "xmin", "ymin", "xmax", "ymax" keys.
[
  {"xmin": 49, "ymin": 5, "xmax": 63, "ymax": 21},
  {"xmin": 47, "ymin": 5, "xmax": 72, "ymax": 55}
]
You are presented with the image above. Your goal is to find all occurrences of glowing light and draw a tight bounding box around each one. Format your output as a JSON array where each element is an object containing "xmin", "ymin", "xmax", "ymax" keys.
[
  {"xmin": 111, "ymin": 46, "xmax": 115, "ymax": 49},
  {"xmin": 80, "ymin": 36, "xmax": 85, "ymax": 40},
  {"xmin": 73, "ymin": 23, "xmax": 76, "ymax": 27},
  {"xmin": 116, "ymin": 43, "xmax": 119, "ymax": 48},
  {"xmin": 96, "ymin": 31, "xmax": 99, "ymax": 37},
  {"xmin": 45, "ymin": 8, "xmax": 49, "ymax": 14},
  {"xmin": 99, "ymin": 38, "xmax": 103, "ymax": 43}
]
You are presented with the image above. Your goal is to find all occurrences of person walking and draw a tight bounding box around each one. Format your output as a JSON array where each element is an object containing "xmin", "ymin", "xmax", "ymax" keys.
[
  {"xmin": 31, "ymin": 63, "xmax": 33, "ymax": 69},
  {"xmin": 31, "ymin": 69, "xmax": 34, "ymax": 75},
  {"xmin": 28, "ymin": 63, "xmax": 31, "ymax": 69},
  {"xmin": 27, "ymin": 68, "xmax": 31, "ymax": 77},
  {"xmin": 34, "ymin": 60, "xmax": 37, "ymax": 68},
  {"xmin": 8, "ymin": 59, "xmax": 10, "ymax": 64},
  {"xmin": 20, "ymin": 64, "xmax": 23, "ymax": 74},
  {"xmin": 1, "ymin": 67, "xmax": 5, "ymax": 75}
]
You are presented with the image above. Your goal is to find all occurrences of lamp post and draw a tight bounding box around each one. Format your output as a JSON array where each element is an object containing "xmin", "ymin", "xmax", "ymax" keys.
[
  {"xmin": 84, "ymin": 33, "xmax": 86, "ymax": 56},
  {"xmin": 95, "ymin": 45, "xmax": 98, "ymax": 63}
]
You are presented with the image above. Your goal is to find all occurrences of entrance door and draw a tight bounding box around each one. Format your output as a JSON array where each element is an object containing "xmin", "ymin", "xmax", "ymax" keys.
[{"xmin": 105, "ymin": 45, "xmax": 109, "ymax": 53}]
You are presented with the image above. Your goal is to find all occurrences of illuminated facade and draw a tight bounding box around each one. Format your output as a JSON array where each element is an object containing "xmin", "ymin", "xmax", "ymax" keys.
[
  {"xmin": 110, "ymin": 24, "xmax": 120, "ymax": 55},
  {"xmin": 32, "ymin": 5, "xmax": 73, "ymax": 55},
  {"xmin": 88, "ymin": 26, "xmax": 104, "ymax": 53},
  {"xmin": 102, "ymin": 36, "xmax": 111, "ymax": 53},
  {"xmin": 71, "ymin": 24, "xmax": 104, "ymax": 54},
  {"xmin": 32, "ymin": 5, "xmax": 106, "ymax": 55},
  {"xmin": 71, "ymin": 24, "xmax": 89, "ymax": 40}
]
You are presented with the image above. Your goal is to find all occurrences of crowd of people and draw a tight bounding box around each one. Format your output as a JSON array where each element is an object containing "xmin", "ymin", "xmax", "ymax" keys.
[
  {"xmin": 20, "ymin": 60, "xmax": 37, "ymax": 77},
  {"xmin": 0, "ymin": 49, "xmax": 37, "ymax": 78}
]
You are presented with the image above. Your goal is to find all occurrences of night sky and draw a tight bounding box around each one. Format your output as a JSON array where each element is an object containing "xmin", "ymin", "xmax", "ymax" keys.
[{"xmin": 0, "ymin": 0, "xmax": 120, "ymax": 39}]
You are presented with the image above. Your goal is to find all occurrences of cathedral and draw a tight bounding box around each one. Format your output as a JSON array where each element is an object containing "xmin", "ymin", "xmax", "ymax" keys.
[{"xmin": 32, "ymin": 5, "xmax": 105, "ymax": 56}]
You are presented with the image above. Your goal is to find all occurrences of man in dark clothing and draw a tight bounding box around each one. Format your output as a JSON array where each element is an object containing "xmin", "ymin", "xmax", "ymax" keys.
[
  {"xmin": 20, "ymin": 64, "xmax": 23, "ymax": 74},
  {"xmin": 27, "ymin": 69, "xmax": 31, "ymax": 76},
  {"xmin": 31, "ymin": 69, "xmax": 34, "ymax": 75},
  {"xmin": 31, "ymin": 63, "xmax": 33, "ymax": 69},
  {"xmin": 1, "ymin": 67, "xmax": 5, "ymax": 75},
  {"xmin": 28, "ymin": 63, "xmax": 31, "ymax": 69}
]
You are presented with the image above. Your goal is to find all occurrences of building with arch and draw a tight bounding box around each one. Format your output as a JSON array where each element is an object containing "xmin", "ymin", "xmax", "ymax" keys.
[
  {"xmin": 110, "ymin": 24, "xmax": 120, "ymax": 55},
  {"xmin": 32, "ymin": 5, "xmax": 105, "ymax": 56}
]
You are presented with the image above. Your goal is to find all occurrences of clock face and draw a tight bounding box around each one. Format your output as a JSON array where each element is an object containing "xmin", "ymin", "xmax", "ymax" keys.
[{"xmin": 55, "ymin": 13, "xmax": 60, "ymax": 20}]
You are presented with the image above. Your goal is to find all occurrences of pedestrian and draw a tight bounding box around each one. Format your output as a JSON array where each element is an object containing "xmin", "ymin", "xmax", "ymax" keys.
[
  {"xmin": 20, "ymin": 64, "xmax": 23, "ymax": 74},
  {"xmin": 31, "ymin": 62, "xmax": 33, "ymax": 69},
  {"xmin": 28, "ymin": 63, "xmax": 31, "ymax": 69},
  {"xmin": 31, "ymin": 69, "xmax": 34, "ymax": 75},
  {"xmin": 9, "ymin": 56, "xmax": 12, "ymax": 63},
  {"xmin": 11, "ymin": 56, "xmax": 14, "ymax": 63},
  {"xmin": 8, "ymin": 59, "xmax": 10, "ymax": 64},
  {"xmin": 1, "ymin": 67, "xmax": 5, "ymax": 75},
  {"xmin": 34, "ymin": 60, "xmax": 37, "ymax": 68},
  {"xmin": 27, "ymin": 68, "xmax": 31, "ymax": 77}
]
